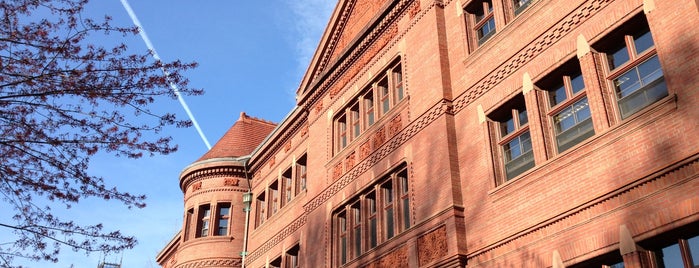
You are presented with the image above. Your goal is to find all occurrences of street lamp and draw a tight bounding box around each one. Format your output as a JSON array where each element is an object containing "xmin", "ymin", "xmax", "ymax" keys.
[{"xmin": 242, "ymin": 191, "xmax": 253, "ymax": 212}]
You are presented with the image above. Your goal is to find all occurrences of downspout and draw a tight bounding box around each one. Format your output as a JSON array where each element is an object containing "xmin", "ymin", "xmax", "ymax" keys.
[{"xmin": 241, "ymin": 157, "xmax": 252, "ymax": 268}]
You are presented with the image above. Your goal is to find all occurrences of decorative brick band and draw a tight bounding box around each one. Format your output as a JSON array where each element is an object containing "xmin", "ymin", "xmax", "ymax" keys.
[
  {"xmin": 180, "ymin": 166, "xmax": 246, "ymax": 191},
  {"xmin": 175, "ymin": 258, "xmax": 241, "ymax": 268}
]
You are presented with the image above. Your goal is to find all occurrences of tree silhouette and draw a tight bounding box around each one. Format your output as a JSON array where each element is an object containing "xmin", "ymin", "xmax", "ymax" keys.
[{"xmin": 0, "ymin": 0, "xmax": 200, "ymax": 266}]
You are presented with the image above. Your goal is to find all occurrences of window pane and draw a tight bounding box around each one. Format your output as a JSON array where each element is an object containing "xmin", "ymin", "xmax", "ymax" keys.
[
  {"xmin": 402, "ymin": 198, "xmax": 410, "ymax": 229},
  {"xmin": 570, "ymin": 72, "xmax": 585, "ymax": 94},
  {"xmin": 549, "ymin": 83, "xmax": 567, "ymax": 106},
  {"xmin": 478, "ymin": 18, "xmax": 496, "ymax": 43},
  {"xmin": 638, "ymin": 56, "xmax": 663, "ymax": 86},
  {"xmin": 617, "ymin": 56, "xmax": 667, "ymax": 118},
  {"xmin": 386, "ymin": 207, "xmax": 394, "ymax": 239},
  {"xmin": 341, "ymin": 236, "xmax": 347, "ymax": 264},
  {"xmin": 369, "ymin": 218, "xmax": 377, "ymax": 248},
  {"xmin": 659, "ymin": 243, "xmax": 683, "ymax": 268},
  {"xmin": 504, "ymin": 137, "xmax": 522, "ymax": 161},
  {"xmin": 504, "ymin": 131, "xmax": 534, "ymax": 180},
  {"xmin": 514, "ymin": 0, "xmax": 532, "ymax": 15},
  {"xmin": 633, "ymin": 28, "xmax": 654, "ymax": 54},
  {"xmin": 500, "ymin": 117, "xmax": 515, "ymax": 137},
  {"xmin": 615, "ymin": 68, "xmax": 643, "ymax": 98},
  {"xmin": 518, "ymin": 109, "xmax": 528, "ymax": 125},
  {"xmin": 609, "ymin": 45, "xmax": 630, "ymax": 70},
  {"xmin": 689, "ymin": 235, "xmax": 699, "ymax": 266},
  {"xmin": 217, "ymin": 219, "xmax": 228, "ymax": 235},
  {"xmin": 554, "ymin": 106, "xmax": 576, "ymax": 133}
]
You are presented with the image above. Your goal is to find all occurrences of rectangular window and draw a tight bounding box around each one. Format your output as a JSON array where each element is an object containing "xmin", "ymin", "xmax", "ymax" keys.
[
  {"xmin": 351, "ymin": 201, "xmax": 362, "ymax": 257},
  {"xmin": 382, "ymin": 180, "xmax": 395, "ymax": 240},
  {"xmin": 490, "ymin": 95, "xmax": 534, "ymax": 181},
  {"xmin": 296, "ymin": 154, "xmax": 307, "ymax": 192},
  {"xmin": 282, "ymin": 168, "xmax": 294, "ymax": 205},
  {"xmin": 392, "ymin": 65, "xmax": 404, "ymax": 103},
  {"xmin": 216, "ymin": 203, "xmax": 230, "ymax": 236},
  {"xmin": 513, "ymin": 0, "xmax": 532, "ymax": 15},
  {"xmin": 351, "ymin": 103, "xmax": 361, "ymax": 139},
  {"xmin": 653, "ymin": 234, "xmax": 699, "ymax": 268},
  {"xmin": 597, "ymin": 15, "xmax": 667, "ymax": 119},
  {"xmin": 285, "ymin": 244, "xmax": 300, "ymax": 268},
  {"xmin": 364, "ymin": 91, "xmax": 375, "ymax": 127},
  {"xmin": 366, "ymin": 191, "xmax": 378, "ymax": 249},
  {"xmin": 256, "ymin": 193, "xmax": 266, "ymax": 227},
  {"xmin": 269, "ymin": 180, "xmax": 280, "ymax": 216},
  {"xmin": 333, "ymin": 60, "xmax": 404, "ymax": 154},
  {"xmin": 378, "ymin": 77, "xmax": 390, "ymax": 115},
  {"xmin": 538, "ymin": 60, "xmax": 595, "ymax": 153},
  {"xmin": 197, "ymin": 204, "xmax": 211, "ymax": 238},
  {"xmin": 185, "ymin": 208, "xmax": 194, "ymax": 240},
  {"xmin": 333, "ymin": 164, "xmax": 410, "ymax": 263},
  {"xmin": 270, "ymin": 256, "xmax": 282, "ymax": 268},
  {"xmin": 337, "ymin": 115, "xmax": 347, "ymax": 150},
  {"xmin": 466, "ymin": 0, "xmax": 496, "ymax": 46},
  {"xmin": 338, "ymin": 212, "xmax": 348, "ymax": 265}
]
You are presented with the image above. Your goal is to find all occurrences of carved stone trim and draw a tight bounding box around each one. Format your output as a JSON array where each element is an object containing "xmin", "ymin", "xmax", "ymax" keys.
[
  {"xmin": 418, "ymin": 225, "xmax": 448, "ymax": 266},
  {"xmin": 365, "ymin": 245, "xmax": 409, "ymax": 268}
]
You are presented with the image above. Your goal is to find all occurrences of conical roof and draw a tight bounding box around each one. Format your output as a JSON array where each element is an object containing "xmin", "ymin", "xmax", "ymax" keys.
[{"xmin": 197, "ymin": 112, "xmax": 277, "ymax": 161}]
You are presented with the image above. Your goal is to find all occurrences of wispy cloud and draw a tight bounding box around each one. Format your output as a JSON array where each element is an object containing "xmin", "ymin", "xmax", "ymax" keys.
[{"xmin": 287, "ymin": 0, "xmax": 336, "ymax": 80}]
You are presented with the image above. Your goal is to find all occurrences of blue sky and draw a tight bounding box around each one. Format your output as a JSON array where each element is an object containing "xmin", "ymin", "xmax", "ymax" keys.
[{"xmin": 3, "ymin": 1, "xmax": 335, "ymax": 267}]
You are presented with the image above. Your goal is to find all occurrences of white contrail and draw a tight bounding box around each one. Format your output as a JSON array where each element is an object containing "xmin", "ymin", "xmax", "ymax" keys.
[{"xmin": 119, "ymin": 0, "xmax": 212, "ymax": 150}]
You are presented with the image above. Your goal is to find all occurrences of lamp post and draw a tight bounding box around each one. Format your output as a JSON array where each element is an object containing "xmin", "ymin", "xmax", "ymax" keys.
[{"xmin": 241, "ymin": 191, "xmax": 253, "ymax": 267}]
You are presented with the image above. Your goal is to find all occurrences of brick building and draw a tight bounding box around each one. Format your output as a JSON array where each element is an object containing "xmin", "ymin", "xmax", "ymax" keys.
[{"xmin": 157, "ymin": 0, "xmax": 699, "ymax": 267}]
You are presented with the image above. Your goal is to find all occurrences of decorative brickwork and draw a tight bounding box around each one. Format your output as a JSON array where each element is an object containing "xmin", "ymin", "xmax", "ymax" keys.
[
  {"xmin": 175, "ymin": 258, "xmax": 241, "ymax": 268},
  {"xmin": 345, "ymin": 151, "xmax": 356, "ymax": 170},
  {"xmin": 418, "ymin": 225, "xmax": 448, "ymax": 266},
  {"xmin": 388, "ymin": 115, "xmax": 402, "ymax": 136},
  {"xmin": 191, "ymin": 182, "xmax": 202, "ymax": 191},
  {"xmin": 360, "ymin": 140, "xmax": 372, "ymax": 159},
  {"xmin": 223, "ymin": 178, "xmax": 240, "ymax": 187},
  {"xmin": 284, "ymin": 140, "xmax": 292, "ymax": 153},
  {"xmin": 364, "ymin": 245, "xmax": 408, "ymax": 268},
  {"xmin": 333, "ymin": 162, "xmax": 344, "ymax": 181},
  {"xmin": 408, "ymin": 0, "xmax": 420, "ymax": 19},
  {"xmin": 372, "ymin": 126, "xmax": 386, "ymax": 148}
]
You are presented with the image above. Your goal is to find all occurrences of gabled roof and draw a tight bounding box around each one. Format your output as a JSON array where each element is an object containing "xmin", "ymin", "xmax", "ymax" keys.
[
  {"xmin": 196, "ymin": 112, "xmax": 277, "ymax": 162},
  {"xmin": 296, "ymin": 0, "xmax": 390, "ymax": 99}
]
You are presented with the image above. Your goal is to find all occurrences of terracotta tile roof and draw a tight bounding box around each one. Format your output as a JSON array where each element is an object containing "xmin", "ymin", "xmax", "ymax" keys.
[{"xmin": 196, "ymin": 112, "xmax": 277, "ymax": 162}]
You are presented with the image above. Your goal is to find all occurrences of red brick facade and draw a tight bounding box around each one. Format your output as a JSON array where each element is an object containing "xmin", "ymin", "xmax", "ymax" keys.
[{"xmin": 158, "ymin": 0, "xmax": 699, "ymax": 267}]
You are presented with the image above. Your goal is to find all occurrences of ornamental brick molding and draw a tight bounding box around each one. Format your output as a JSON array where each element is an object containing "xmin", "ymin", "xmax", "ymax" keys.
[
  {"xmin": 418, "ymin": 225, "xmax": 448, "ymax": 266},
  {"xmin": 175, "ymin": 258, "xmax": 241, "ymax": 268}
]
